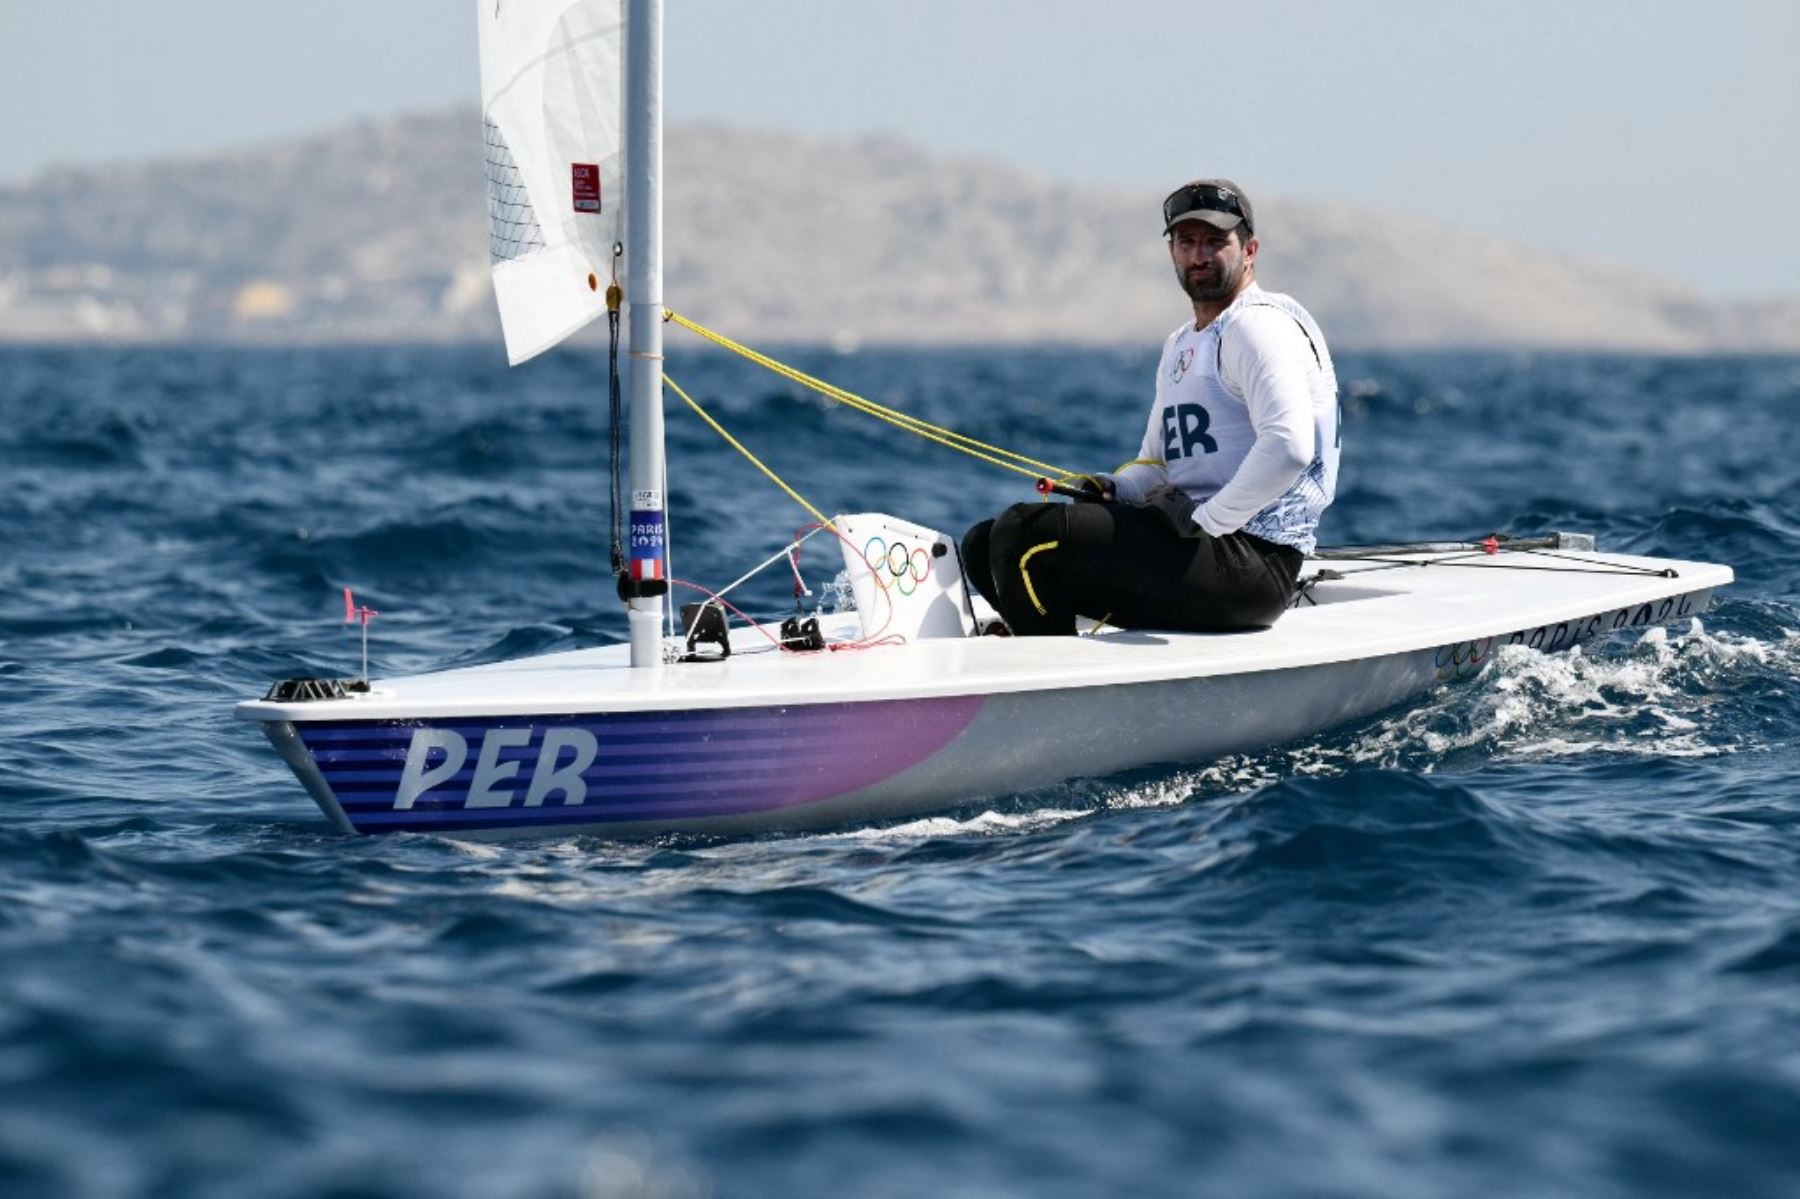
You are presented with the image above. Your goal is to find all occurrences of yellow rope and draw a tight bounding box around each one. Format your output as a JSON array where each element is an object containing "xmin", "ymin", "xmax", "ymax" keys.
[
  {"xmin": 663, "ymin": 373, "xmax": 838, "ymax": 532},
  {"xmin": 665, "ymin": 309, "xmax": 1075, "ymax": 482}
]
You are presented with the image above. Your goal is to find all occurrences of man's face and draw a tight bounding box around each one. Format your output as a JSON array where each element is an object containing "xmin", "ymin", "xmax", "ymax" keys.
[{"xmin": 1168, "ymin": 221, "xmax": 1256, "ymax": 303}]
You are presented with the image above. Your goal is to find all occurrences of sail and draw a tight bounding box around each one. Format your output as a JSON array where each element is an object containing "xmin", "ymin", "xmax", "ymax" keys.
[{"xmin": 478, "ymin": 0, "xmax": 626, "ymax": 365}]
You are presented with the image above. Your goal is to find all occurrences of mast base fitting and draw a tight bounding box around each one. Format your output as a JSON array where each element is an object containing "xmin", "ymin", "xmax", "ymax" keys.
[{"xmin": 617, "ymin": 575, "xmax": 671, "ymax": 602}]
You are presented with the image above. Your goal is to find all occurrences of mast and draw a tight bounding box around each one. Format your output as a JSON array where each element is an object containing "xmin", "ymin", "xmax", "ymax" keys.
[{"xmin": 623, "ymin": 0, "xmax": 666, "ymax": 669}]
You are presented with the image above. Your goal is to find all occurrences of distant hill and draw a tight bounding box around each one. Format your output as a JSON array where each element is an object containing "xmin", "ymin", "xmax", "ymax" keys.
[{"xmin": 2, "ymin": 109, "xmax": 1796, "ymax": 352}]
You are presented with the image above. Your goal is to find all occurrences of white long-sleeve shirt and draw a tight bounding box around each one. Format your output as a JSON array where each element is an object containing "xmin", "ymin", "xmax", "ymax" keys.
[{"xmin": 1110, "ymin": 285, "xmax": 1340, "ymax": 553}]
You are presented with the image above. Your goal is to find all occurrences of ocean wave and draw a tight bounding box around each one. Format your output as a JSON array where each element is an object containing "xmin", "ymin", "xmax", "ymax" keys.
[{"xmin": 5, "ymin": 345, "xmax": 1800, "ymax": 1198}]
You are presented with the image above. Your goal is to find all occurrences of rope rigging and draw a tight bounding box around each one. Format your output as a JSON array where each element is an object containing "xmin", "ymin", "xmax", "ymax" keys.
[
  {"xmin": 1311, "ymin": 534, "xmax": 1679, "ymax": 579},
  {"xmin": 604, "ymin": 306, "xmax": 1675, "ymax": 633},
  {"xmin": 663, "ymin": 309, "xmax": 1081, "ymax": 485},
  {"xmin": 660, "ymin": 374, "xmax": 836, "ymax": 530}
]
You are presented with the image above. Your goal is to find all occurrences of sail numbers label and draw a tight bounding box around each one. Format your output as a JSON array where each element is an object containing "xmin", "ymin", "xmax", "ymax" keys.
[{"xmin": 572, "ymin": 163, "xmax": 602, "ymax": 214}]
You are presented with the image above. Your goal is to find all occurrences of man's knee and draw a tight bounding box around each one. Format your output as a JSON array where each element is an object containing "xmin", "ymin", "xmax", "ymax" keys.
[
  {"xmin": 991, "ymin": 501, "xmax": 1062, "ymax": 550},
  {"xmin": 961, "ymin": 518, "xmax": 995, "ymax": 568},
  {"xmin": 961, "ymin": 519, "xmax": 998, "ymax": 604}
]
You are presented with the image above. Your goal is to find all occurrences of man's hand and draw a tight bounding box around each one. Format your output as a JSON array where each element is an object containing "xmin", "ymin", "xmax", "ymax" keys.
[{"xmin": 1038, "ymin": 475, "xmax": 1116, "ymax": 502}]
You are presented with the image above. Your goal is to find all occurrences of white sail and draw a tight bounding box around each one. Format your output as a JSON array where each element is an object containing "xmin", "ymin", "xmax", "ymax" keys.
[{"xmin": 478, "ymin": 0, "xmax": 626, "ymax": 365}]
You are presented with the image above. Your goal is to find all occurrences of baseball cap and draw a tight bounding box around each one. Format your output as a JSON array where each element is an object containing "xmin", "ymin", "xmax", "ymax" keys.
[{"xmin": 1163, "ymin": 179, "xmax": 1254, "ymax": 236}]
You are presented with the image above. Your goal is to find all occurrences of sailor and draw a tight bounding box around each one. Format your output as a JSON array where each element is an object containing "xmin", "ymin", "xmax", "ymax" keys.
[{"xmin": 963, "ymin": 179, "xmax": 1339, "ymax": 635}]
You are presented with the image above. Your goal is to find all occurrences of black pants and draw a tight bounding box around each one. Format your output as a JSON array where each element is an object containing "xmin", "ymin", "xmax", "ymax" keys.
[{"xmin": 961, "ymin": 501, "xmax": 1303, "ymax": 636}]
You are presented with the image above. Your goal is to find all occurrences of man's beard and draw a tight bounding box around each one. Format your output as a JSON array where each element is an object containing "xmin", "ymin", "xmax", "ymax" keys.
[{"xmin": 1179, "ymin": 260, "xmax": 1241, "ymax": 303}]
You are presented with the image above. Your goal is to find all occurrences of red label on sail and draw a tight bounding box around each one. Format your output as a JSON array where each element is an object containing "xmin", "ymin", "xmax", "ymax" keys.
[{"xmin": 571, "ymin": 163, "xmax": 602, "ymax": 214}]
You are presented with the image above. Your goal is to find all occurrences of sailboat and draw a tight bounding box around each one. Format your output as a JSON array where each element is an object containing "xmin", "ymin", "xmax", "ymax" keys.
[{"xmin": 234, "ymin": 0, "xmax": 1732, "ymax": 838}]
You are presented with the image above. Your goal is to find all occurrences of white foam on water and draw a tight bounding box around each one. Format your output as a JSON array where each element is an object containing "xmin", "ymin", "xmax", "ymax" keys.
[
  {"xmin": 1060, "ymin": 620, "xmax": 1799, "ymax": 812},
  {"xmin": 1102, "ymin": 775, "xmax": 1209, "ymax": 810},
  {"xmin": 825, "ymin": 805, "xmax": 1097, "ymax": 844},
  {"xmin": 767, "ymin": 760, "xmax": 1292, "ymax": 847},
  {"xmin": 448, "ymin": 840, "xmax": 508, "ymax": 861},
  {"xmin": 816, "ymin": 568, "xmax": 857, "ymax": 616},
  {"xmin": 1343, "ymin": 619, "xmax": 1797, "ymax": 768}
]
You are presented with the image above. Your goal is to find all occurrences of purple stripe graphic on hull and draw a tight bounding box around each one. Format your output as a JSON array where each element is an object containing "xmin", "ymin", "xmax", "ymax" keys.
[{"xmin": 296, "ymin": 696, "xmax": 985, "ymax": 834}]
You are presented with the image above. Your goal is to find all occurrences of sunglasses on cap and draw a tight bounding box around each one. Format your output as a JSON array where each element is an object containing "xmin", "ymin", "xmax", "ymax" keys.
[{"xmin": 1162, "ymin": 183, "xmax": 1251, "ymax": 235}]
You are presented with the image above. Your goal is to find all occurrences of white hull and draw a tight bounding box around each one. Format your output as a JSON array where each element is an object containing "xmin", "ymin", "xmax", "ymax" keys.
[{"xmin": 237, "ymin": 548, "xmax": 1729, "ymax": 838}]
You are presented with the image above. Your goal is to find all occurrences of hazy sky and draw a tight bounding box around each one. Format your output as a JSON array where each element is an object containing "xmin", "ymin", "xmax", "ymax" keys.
[{"xmin": 4, "ymin": 1, "xmax": 1796, "ymax": 295}]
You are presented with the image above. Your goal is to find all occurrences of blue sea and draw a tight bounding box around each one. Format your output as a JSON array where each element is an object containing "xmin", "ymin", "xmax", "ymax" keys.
[{"xmin": 2, "ymin": 341, "xmax": 1798, "ymax": 1198}]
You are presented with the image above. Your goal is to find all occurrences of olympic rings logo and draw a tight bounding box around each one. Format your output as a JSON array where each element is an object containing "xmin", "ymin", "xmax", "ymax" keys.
[
  {"xmin": 1432, "ymin": 637, "xmax": 1493, "ymax": 680},
  {"xmin": 863, "ymin": 535, "xmax": 934, "ymax": 597}
]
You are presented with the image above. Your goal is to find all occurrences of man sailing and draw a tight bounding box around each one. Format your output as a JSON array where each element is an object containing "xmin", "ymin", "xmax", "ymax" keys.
[{"xmin": 962, "ymin": 179, "xmax": 1340, "ymax": 635}]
